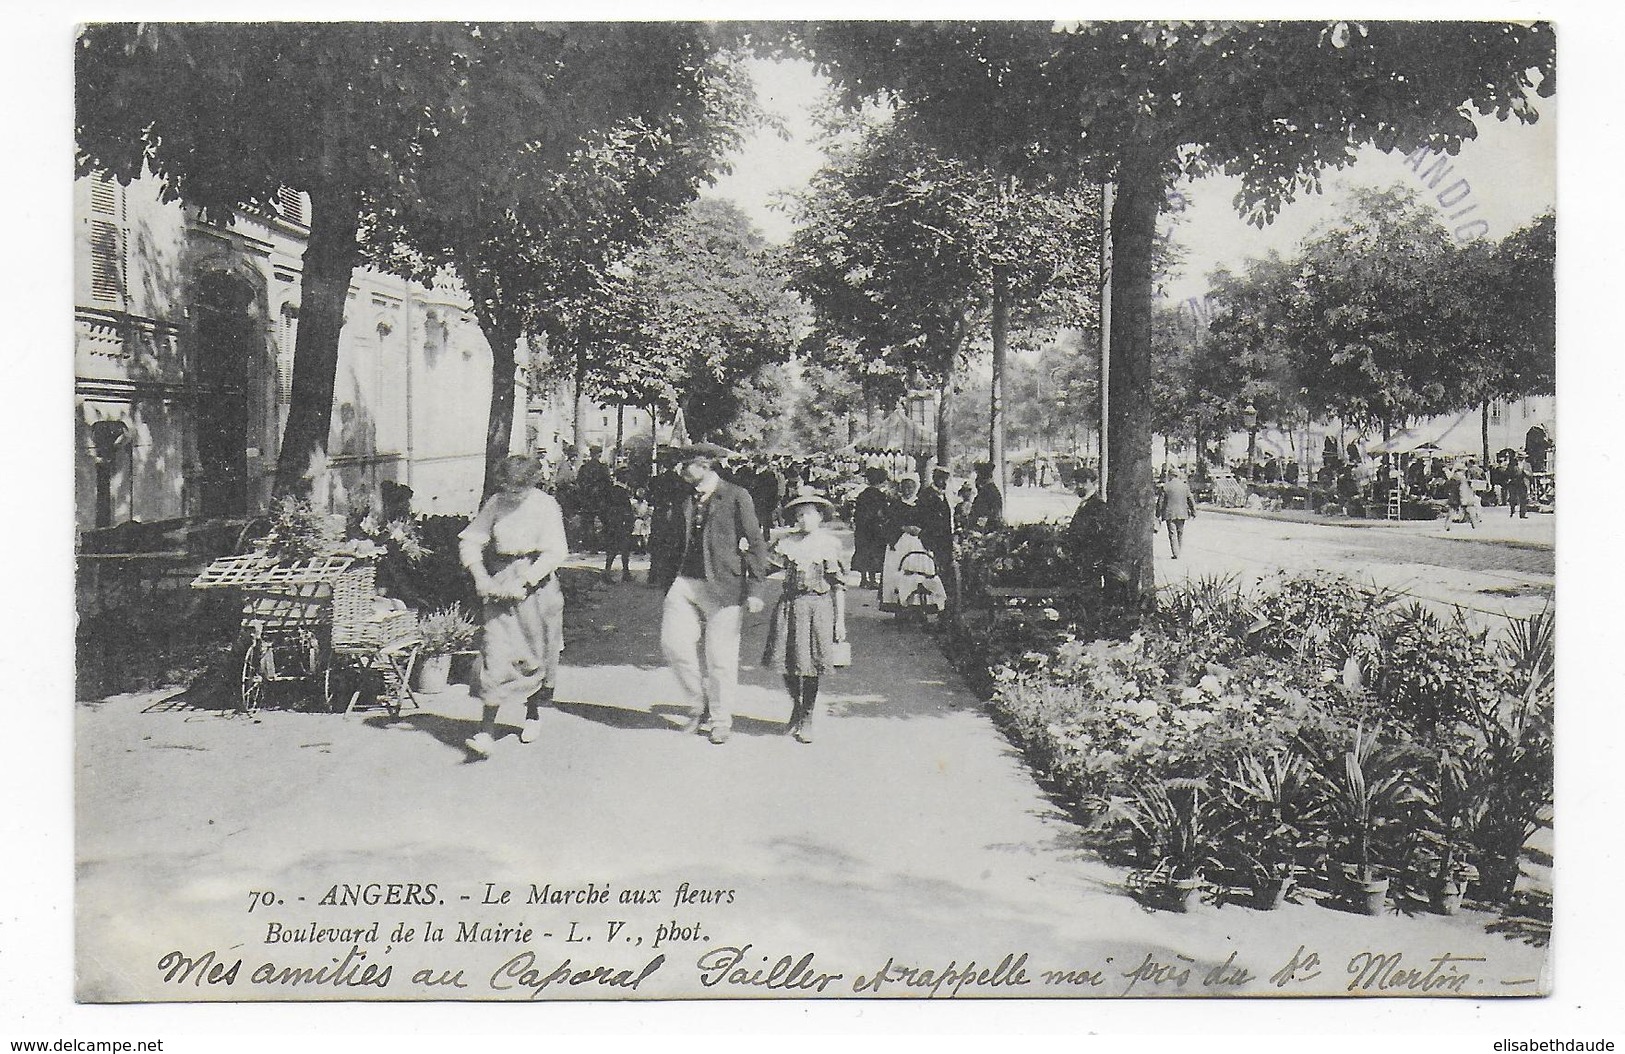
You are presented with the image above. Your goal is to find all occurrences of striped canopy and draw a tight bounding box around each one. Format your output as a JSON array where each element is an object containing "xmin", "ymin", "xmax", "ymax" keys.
[{"xmin": 844, "ymin": 409, "xmax": 935, "ymax": 457}]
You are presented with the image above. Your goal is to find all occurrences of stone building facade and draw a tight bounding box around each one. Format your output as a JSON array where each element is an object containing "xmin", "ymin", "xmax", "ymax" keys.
[{"xmin": 73, "ymin": 172, "xmax": 529, "ymax": 534}]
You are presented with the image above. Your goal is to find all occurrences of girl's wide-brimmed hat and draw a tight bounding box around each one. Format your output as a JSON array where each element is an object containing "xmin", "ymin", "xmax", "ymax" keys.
[{"xmin": 782, "ymin": 487, "xmax": 834, "ymax": 514}]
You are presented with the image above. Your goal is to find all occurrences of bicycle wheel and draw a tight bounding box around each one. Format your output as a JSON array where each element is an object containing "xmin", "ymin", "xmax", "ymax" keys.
[{"xmin": 239, "ymin": 637, "xmax": 266, "ymax": 715}]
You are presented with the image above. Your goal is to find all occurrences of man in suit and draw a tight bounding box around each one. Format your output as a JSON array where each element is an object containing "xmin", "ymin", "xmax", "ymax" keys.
[
  {"xmin": 648, "ymin": 449, "xmax": 685, "ymax": 587},
  {"xmin": 658, "ymin": 443, "xmax": 770, "ymax": 745},
  {"xmin": 575, "ymin": 443, "xmax": 612, "ymax": 551},
  {"xmin": 1156, "ymin": 466, "xmax": 1198, "ymax": 560},
  {"xmin": 967, "ymin": 461, "xmax": 1005, "ymax": 532},
  {"xmin": 1067, "ymin": 469, "xmax": 1108, "ymax": 557},
  {"xmin": 1507, "ymin": 453, "xmax": 1534, "ymax": 519},
  {"xmin": 918, "ymin": 467, "xmax": 957, "ymax": 618}
]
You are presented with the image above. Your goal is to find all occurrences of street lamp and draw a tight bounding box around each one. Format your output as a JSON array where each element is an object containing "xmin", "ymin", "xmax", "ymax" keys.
[{"xmin": 1242, "ymin": 402, "xmax": 1259, "ymax": 480}]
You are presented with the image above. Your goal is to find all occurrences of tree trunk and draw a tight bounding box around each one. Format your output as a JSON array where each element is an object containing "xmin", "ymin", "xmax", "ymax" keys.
[
  {"xmin": 481, "ymin": 325, "xmax": 522, "ymax": 502},
  {"xmin": 1104, "ymin": 154, "xmax": 1163, "ymax": 608},
  {"xmin": 1481, "ymin": 399, "xmax": 1492, "ymax": 466},
  {"xmin": 571, "ymin": 362, "xmax": 586, "ymax": 452},
  {"xmin": 990, "ymin": 269, "xmax": 1009, "ymax": 497},
  {"xmin": 616, "ymin": 403, "xmax": 626, "ymax": 460},
  {"xmin": 273, "ymin": 181, "xmax": 363, "ymax": 497},
  {"xmin": 936, "ymin": 373, "xmax": 953, "ymax": 469}
]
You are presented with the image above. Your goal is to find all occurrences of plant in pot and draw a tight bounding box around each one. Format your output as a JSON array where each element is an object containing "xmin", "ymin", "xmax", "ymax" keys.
[
  {"xmin": 1115, "ymin": 777, "xmax": 1215, "ymax": 913},
  {"xmin": 415, "ymin": 604, "xmax": 477, "ymax": 693},
  {"xmin": 1219, "ymin": 749, "xmax": 1314, "ymax": 910},
  {"xmin": 1312, "ymin": 721, "xmax": 1418, "ymax": 915},
  {"xmin": 1414, "ymin": 740, "xmax": 1489, "ymax": 916}
]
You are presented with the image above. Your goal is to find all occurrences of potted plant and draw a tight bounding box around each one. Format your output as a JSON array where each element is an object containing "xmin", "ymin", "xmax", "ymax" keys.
[
  {"xmin": 1432, "ymin": 860, "xmax": 1479, "ymax": 916},
  {"xmin": 1314, "ymin": 722, "xmax": 1417, "ymax": 915},
  {"xmin": 414, "ymin": 604, "xmax": 477, "ymax": 693},
  {"xmin": 1116, "ymin": 777, "xmax": 1213, "ymax": 913},
  {"xmin": 1219, "ymin": 749, "xmax": 1313, "ymax": 910},
  {"xmin": 1415, "ymin": 742, "xmax": 1489, "ymax": 915}
]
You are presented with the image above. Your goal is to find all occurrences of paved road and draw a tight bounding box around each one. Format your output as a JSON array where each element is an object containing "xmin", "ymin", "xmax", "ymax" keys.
[{"xmin": 1005, "ymin": 488, "xmax": 1554, "ymax": 624}]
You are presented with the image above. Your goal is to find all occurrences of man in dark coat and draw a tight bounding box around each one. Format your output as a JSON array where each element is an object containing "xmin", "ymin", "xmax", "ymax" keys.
[
  {"xmin": 747, "ymin": 460, "xmax": 783, "ymax": 530},
  {"xmin": 1507, "ymin": 453, "xmax": 1534, "ymax": 519},
  {"xmin": 648, "ymin": 451, "xmax": 686, "ymax": 587},
  {"xmin": 1066, "ymin": 468, "xmax": 1110, "ymax": 593},
  {"xmin": 1067, "ymin": 469, "xmax": 1108, "ymax": 559},
  {"xmin": 918, "ymin": 467, "xmax": 957, "ymax": 612},
  {"xmin": 575, "ymin": 443, "xmax": 613, "ymax": 551},
  {"xmin": 658, "ymin": 443, "xmax": 770, "ymax": 745},
  {"xmin": 597, "ymin": 474, "xmax": 637, "ymax": 582},
  {"xmin": 967, "ymin": 461, "xmax": 1005, "ymax": 532}
]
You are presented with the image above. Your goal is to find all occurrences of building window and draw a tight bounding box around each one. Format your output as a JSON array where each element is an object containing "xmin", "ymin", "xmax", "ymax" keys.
[
  {"xmin": 88, "ymin": 173, "xmax": 127, "ymax": 304},
  {"xmin": 1490, "ymin": 403, "xmax": 1503, "ymax": 426}
]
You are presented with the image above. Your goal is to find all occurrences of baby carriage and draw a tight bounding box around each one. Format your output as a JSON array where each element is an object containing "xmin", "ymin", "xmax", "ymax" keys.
[{"xmin": 880, "ymin": 534, "xmax": 948, "ymax": 619}]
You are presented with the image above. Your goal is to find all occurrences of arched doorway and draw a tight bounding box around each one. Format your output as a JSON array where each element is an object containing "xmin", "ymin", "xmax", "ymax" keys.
[
  {"xmin": 1524, "ymin": 424, "xmax": 1552, "ymax": 473},
  {"xmin": 193, "ymin": 271, "xmax": 257, "ymax": 517},
  {"xmin": 87, "ymin": 419, "xmax": 130, "ymax": 529}
]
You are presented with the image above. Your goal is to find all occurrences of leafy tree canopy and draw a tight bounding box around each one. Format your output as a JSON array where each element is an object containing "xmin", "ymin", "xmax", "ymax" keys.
[
  {"xmin": 799, "ymin": 20, "xmax": 1553, "ymax": 221},
  {"xmin": 787, "ymin": 109, "xmax": 1101, "ymax": 394}
]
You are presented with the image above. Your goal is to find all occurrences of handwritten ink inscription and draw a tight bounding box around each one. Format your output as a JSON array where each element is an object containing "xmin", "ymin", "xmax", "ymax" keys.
[{"xmin": 150, "ymin": 881, "xmax": 1516, "ymax": 998}]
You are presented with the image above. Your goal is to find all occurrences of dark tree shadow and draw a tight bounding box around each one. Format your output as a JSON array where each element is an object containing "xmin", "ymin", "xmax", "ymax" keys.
[{"xmin": 1486, "ymin": 889, "xmax": 1552, "ymax": 947}]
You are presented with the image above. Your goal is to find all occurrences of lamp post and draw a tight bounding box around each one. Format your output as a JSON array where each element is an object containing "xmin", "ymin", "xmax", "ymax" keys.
[{"xmin": 1242, "ymin": 402, "xmax": 1259, "ymax": 481}]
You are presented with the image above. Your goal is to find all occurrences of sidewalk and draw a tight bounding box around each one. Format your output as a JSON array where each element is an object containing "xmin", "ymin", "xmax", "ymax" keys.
[{"xmin": 75, "ymin": 540, "xmax": 1548, "ymax": 1001}]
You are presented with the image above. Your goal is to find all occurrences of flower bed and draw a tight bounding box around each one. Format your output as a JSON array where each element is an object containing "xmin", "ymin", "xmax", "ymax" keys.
[{"xmin": 979, "ymin": 570, "xmax": 1552, "ymax": 917}]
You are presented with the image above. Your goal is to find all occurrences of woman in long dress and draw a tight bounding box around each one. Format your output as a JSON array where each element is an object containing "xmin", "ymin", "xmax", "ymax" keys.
[
  {"xmin": 458, "ymin": 455, "xmax": 569, "ymax": 757},
  {"xmin": 763, "ymin": 490, "xmax": 849, "ymax": 744},
  {"xmin": 879, "ymin": 476, "xmax": 948, "ymax": 618},
  {"xmin": 851, "ymin": 466, "xmax": 893, "ymax": 589}
]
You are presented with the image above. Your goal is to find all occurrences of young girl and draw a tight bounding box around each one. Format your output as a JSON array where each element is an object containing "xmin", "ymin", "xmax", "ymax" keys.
[
  {"xmin": 762, "ymin": 489, "xmax": 849, "ymax": 744},
  {"xmin": 631, "ymin": 489, "xmax": 653, "ymax": 553}
]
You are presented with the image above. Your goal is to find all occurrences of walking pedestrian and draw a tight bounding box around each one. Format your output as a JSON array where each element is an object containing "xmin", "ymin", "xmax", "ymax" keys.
[
  {"xmin": 1507, "ymin": 453, "xmax": 1533, "ymax": 519},
  {"xmin": 1446, "ymin": 465, "xmax": 1481, "ymax": 531},
  {"xmin": 656, "ymin": 443, "xmax": 770, "ymax": 745},
  {"xmin": 763, "ymin": 489, "xmax": 849, "ymax": 744},
  {"xmin": 852, "ymin": 466, "xmax": 893, "ymax": 590},
  {"xmin": 648, "ymin": 450, "xmax": 685, "ymax": 587},
  {"xmin": 598, "ymin": 473, "xmax": 636, "ymax": 580},
  {"xmin": 879, "ymin": 477, "xmax": 947, "ymax": 619},
  {"xmin": 458, "ymin": 455, "xmax": 568, "ymax": 757},
  {"xmin": 575, "ymin": 444, "xmax": 612, "ymax": 551},
  {"xmin": 1157, "ymin": 467, "xmax": 1197, "ymax": 560},
  {"xmin": 918, "ymin": 467, "xmax": 957, "ymax": 617}
]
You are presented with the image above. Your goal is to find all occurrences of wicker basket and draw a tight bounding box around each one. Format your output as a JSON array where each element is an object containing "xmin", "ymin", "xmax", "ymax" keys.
[
  {"xmin": 329, "ymin": 560, "xmax": 380, "ymax": 649},
  {"xmin": 330, "ymin": 560, "xmax": 422, "ymax": 652}
]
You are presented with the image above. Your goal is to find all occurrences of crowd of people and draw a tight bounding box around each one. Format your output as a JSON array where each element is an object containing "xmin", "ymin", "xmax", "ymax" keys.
[{"xmin": 451, "ymin": 442, "xmax": 1027, "ymax": 757}]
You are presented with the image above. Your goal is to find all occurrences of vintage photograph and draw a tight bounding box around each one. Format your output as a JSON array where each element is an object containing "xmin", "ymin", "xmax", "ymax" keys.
[{"xmin": 71, "ymin": 20, "xmax": 1556, "ymax": 1003}]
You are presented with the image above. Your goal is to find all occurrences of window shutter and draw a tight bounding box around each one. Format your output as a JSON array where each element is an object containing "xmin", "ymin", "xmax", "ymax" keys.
[
  {"xmin": 276, "ymin": 186, "xmax": 305, "ymax": 227},
  {"xmin": 89, "ymin": 176, "xmax": 120, "ymax": 217},
  {"xmin": 88, "ymin": 174, "xmax": 126, "ymax": 304},
  {"xmin": 277, "ymin": 305, "xmax": 299, "ymax": 403},
  {"xmin": 89, "ymin": 221, "xmax": 125, "ymax": 303}
]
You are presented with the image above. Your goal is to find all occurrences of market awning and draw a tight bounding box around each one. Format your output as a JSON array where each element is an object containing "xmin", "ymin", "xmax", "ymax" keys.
[
  {"xmin": 844, "ymin": 409, "xmax": 936, "ymax": 457},
  {"xmin": 1369, "ymin": 425, "xmax": 1451, "ymax": 455},
  {"xmin": 1365, "ymin": 412, "xmax": 1483, "ymax": 456}
]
